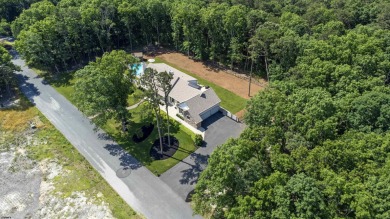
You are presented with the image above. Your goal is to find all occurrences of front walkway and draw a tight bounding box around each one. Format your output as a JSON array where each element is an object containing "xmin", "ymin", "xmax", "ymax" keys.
[
  {"xmin": 126, "ymin": 99, "xmax": 145, "ymax": 110},
  {"xmin": 160, "ymin": 112, "xmax": 246, "ymax": 200}
]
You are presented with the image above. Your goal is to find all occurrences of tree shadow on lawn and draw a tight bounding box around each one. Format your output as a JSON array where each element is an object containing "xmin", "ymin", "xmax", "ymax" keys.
[
  {"xmin": 103, "ymin": 106, "xmax": 195, "ymax": 172},
  {"xmin": 104, "ymin": 143, "xmax": 143, "ymax": 170},
  {"xmin": 150, "ymin": 135, "xmax": 179, "ymax": 160},
  {"xmin": 179, "ymin": 153, "xmax": 209, "ymax": 185},
  {"xmin": 111, "ymin": 129, "xmax": 156, "ymax": 166},
  {"xmin": 35, "ymin": 69, "xmax": 75, "ymax": 88},
  {"xmin": 97, "ymin": 132, "xmax": 112, "ymax": 141}
]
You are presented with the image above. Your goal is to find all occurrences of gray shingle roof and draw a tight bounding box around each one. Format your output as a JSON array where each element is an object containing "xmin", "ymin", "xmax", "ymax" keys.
[
  {"xmin": 184, "ymin": 88, "xmax": 221, "ymax": 124},
  {"xmin": 147, "ymin": 63, "xmax": 221, "ymax": 123},
  {"xmin": 147, "ymin": 63, "xmax": 203, "ymax": 103}
]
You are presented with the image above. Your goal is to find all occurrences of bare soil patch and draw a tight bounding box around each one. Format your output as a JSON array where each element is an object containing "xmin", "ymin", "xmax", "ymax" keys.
[
  {"xmin": 146, "ymin": 51, "xmax": 267, "ymax": 99},
  {"xmin": 236, "ymin": 109, "xmax": 246, "ymax": 121}
]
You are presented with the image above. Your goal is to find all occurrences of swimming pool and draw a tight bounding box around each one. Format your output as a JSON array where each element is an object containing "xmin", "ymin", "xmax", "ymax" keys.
[{"xmin": 131, "ymin": 63, "xmax": 144, "ymax": 77}]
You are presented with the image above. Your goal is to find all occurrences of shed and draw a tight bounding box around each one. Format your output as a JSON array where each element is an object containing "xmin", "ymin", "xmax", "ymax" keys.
[{"xmin": 132, "ymin": 52, "xmax": 143, "ymax": 60}]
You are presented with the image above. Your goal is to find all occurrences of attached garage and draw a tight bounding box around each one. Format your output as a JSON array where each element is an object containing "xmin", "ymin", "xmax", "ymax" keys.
[
  {"xmin": 176, "ymin": 87, "xmax": 221, "ymax": 129},
  {"xmin": 200, "ymin": 104, "xmax": 220, "ymax": 120}
]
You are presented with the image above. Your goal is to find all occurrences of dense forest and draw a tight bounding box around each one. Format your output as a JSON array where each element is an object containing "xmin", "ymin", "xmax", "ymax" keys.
[
  {"xmin": 3, "ymin": 0, "xmax": 387, "ymax": 76},
  {"xmin": 2, "ymin": 0, "xmax": 390, "ymax": 218}
]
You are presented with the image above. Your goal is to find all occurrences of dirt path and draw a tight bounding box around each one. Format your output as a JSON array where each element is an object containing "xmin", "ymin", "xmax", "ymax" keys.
[{"xmin": 146, "ymin": 52, "xmax": 267, "ymax": 100}]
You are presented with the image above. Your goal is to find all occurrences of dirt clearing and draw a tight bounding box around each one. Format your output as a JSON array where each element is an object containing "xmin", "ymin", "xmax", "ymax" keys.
[
  {"xmin": 149, "ymin": 51, "xmax": 267, "ymax": 99},
  {"xmin": 0, "ymin": 105, "xmax": 140, "ymax": 219}
]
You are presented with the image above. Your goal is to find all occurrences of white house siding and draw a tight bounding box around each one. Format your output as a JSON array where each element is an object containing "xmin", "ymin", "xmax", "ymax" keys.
[{"xmin": 200, "ymin": 104, "xmax": 220, "ymax": 120}]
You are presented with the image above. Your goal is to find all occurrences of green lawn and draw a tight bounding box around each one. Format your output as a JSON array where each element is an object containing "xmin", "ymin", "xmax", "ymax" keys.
[
  {"xmin": 33, "ymin": 69, "xmax": 77, "ymax": 103},
  {"xmin": 48, "ymin": 72, "xmax": 197, "ymax": 175},
  {"xmin": 45, "ymin": 71, "xmax": 142, "ymax": 107},
  {"xmin": 1, "ymin": 40, "xmax": 14, "ymax": 48},
  {"xmin": 154, "ymin": 57, "xmax": 247, "ymax": 114},
  {"xmin": 127, "ymin": 88, "xmax": 144, "ymax": 106},
  {"xmin": 104, "ymin": 103, "xmax": 197, "ymax": 175},
  {"xmin": 39, "ymin": 66, "xmax": 198, "ymax": 175},
  {"xmin": 55, "ymin": 78, "xmax": 76, "ymax": 102}
]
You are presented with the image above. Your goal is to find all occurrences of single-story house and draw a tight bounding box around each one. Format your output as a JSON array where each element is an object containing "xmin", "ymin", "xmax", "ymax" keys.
[{"xmin": 138, "ymin": 63, "xmax": 221, "ymax": 128}]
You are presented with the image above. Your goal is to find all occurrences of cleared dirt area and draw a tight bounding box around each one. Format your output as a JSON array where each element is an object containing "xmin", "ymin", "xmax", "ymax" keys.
[
  {"xmin": 0, "ymin": 104, "xmax": 139, "ymax": 219},
  {"xmin": 147, "ymin": 51, "xmax": 267, "ymax": 99}
]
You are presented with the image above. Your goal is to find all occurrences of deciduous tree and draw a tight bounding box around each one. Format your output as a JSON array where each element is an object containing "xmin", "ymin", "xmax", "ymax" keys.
[{"xmin": 73, "ymin": 50, "xmax": 137, "ymax": 129}]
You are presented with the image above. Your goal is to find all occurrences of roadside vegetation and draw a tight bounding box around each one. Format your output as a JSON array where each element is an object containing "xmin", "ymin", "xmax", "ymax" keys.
[
  {"xmin": 0, "ymin": 101, "xmax": 140, "ymax": 218},
  {"xmin": 191, "ymin": 3, "xmax": 390, "ymax": 219}
]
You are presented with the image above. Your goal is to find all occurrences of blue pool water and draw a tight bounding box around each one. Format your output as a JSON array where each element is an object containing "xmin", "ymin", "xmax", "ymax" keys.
[{"xmin": 131, "ymin": 63, "xmax": 144, "ymax": 77}]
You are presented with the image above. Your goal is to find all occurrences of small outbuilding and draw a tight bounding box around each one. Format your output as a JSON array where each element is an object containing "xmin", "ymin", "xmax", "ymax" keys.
[{"xmin": 132, "ymin": 52, "xmax": 143, "ymax": 60}]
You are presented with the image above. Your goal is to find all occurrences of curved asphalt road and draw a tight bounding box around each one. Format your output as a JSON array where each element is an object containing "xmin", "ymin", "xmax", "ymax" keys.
[{"xmin": 12, "ymin": 57, "xmax": 201, "ymax": 219}]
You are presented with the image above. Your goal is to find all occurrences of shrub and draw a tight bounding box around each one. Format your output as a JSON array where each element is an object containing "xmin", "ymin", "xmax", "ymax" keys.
[
  {"xmin": 194, "ymin": 134, "xmax": 203, "ymax": 146},
  {"xmin": 176, "ymin": 113, "xmax": 184, "ymax": 120}
]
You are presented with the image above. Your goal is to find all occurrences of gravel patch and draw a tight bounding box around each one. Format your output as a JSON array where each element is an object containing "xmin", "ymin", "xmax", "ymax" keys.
[{"xmin": 0, "ymin": 132, "xmax": 114, "ymax": 218}]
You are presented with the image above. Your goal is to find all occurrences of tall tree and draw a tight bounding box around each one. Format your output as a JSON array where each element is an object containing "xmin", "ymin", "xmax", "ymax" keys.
[
  {"xmin": 200, "ymin": 3, "xmax": 229, "ymax": 62},
  {"xmin": 223, "ymin": 5, "xmax": 248, "ymax": 69},
  {"xmin": 140, "ymin": 67, "xmax": 164, "ymax": 156},
  {"xmin": 0, "ymin": 46, "xmax": 19, "ymax": 97},
  {"xmin": 15, "ymin": 17, "xmax": 65, "ymax": 72},
  {"xmin": 0, "ymin": 0, "xmax": 40, "ymax": 22},
  {"xmin": 80, "ymin": 0, "xmax": 118, "ymax": 53},
  {"xmin": 251, "ymin": 21, "xmax": 281, "ymax": 81},
  {"xmin": 171, "ymin": 0, "xmax": 205, "ymax": 58},
  {"xmin": 73, "ymin": 50, "xmax": 137, "ymax": 129},
  {"xmin": 11, "ymin": 0, "xmax": 55, "ymax": 37},
  {"xmin": 273, "ymin": 173, "xmax": 327, "ymax": 219},
  {"xmin": 157, "ymin": 70, "xmax": 174, "ymax": 147},
  {"xmin": 118, "ymin": 1, "xmax": 139, "ymax": 51}
]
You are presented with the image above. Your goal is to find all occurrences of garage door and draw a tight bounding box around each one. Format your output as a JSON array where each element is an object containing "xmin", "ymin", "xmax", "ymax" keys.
[{"xmin": 200, "ymin": 104, "xmax": 220, "ymax": 120}]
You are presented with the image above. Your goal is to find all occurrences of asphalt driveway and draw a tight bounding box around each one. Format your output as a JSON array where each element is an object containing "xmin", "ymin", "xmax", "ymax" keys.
[
  {"xmin": 202, "ymin": 112, "xmax": 245, "ymax": 153},
  {"xmin": 160, "ymin": 112, "xmax": 246, "ymax": 200}
]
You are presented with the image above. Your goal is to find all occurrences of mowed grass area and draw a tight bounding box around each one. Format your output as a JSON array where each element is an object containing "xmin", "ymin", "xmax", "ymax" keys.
[
  {"xmin": 0, "ymin": 106, "xmax": 140, "ymax": 219},
  {"xmin": 46, "ymin": 70, "xmax": 196, "ymax": 175},
  {"xmin": 0, "ymin": 40, "xmax": 15, "ymax": 48},
  {"xmin": 104, "ymin": 103, "xmax": 197, "ymax": 175},
  {"xmin": 127, "ymin": 88, "xmax": 144, "ymax": 106},
  {"xmin": 154, "ymin": 57, "xmax": 247, "ymax": 114},
  {"xmin": 40, "ymin": 70, "xmax": 144, "ymax": 107},
  {"xmin": 33, "ymin": 69, "xmax": 76, "ymax": 103}
]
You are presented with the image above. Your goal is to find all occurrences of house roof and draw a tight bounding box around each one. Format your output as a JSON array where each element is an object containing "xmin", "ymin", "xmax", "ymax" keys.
[
  {"xmin": 146, "ymin": 63, "xmax": 221, "ymax": 123},
  {"xmin": 147, "ymin": 63, "xmax": 203, "ymax": 103},
  {"xmin": 184, "ymin": 88, "xmax": 221, "ymax": 124},
  {"xmin": 132, "ymin": 52, "xmax": 143, "ymax": 58}
]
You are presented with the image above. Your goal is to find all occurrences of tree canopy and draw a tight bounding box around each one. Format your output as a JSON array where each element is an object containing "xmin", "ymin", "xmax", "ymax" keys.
[
  {"xmin": 0, "ymin": 46, "xmax": 19, "ymax": 97},
  {"xmin": 9, "ymin": 0, "xmax": 389, "ymax": 76},
  {"xmin": 73, "ymin": 50, "xmax": 137, "ymax": 128},
  {"xmin": 192, "ymin": 3, "xmax": 390, "ymax": 218}
]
